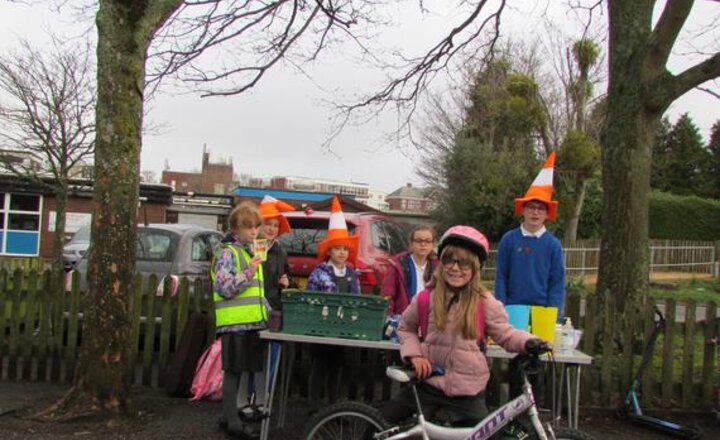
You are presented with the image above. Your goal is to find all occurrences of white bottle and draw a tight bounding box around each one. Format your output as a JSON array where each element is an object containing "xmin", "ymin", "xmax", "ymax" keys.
[{"xmin": 559, "ymin": 317, "xmax": 574, "ymax": 354}]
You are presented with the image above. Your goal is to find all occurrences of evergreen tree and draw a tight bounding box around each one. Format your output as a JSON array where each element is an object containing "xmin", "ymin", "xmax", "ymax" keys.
[
  {"xmin": 654, "ymin": 114, "xmax": 709, "ymax": 196},
  {"xmin": 651, "ymin": 117, "xmax": 673, "ymax": 190},
  {"xmin": 432, "ymin": 59, "xmax": 544, "ymax": 240},
  {"xmin": 704, "ymin": 120, "xmax": 720, "ymax": 199}
]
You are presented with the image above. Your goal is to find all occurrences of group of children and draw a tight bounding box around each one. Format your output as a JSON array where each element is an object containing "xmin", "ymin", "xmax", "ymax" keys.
[{"xmin": 212, "ymin": 154, "xmax": 565, "ymax": 438}]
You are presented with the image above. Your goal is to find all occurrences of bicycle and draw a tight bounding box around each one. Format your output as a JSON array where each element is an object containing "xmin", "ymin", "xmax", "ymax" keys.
[{"xmin": 303, "ymin": 345, "xmax": 595, "ymax": 440}]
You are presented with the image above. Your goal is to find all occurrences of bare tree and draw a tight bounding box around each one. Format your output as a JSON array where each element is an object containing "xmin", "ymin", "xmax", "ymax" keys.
[
  {"xmin": 140, "ymin": 170, "xmax": 157, "ymax": 183},
  {"xmin": 0, "ymin": 37, "xmax": 95, "ymax": 281}
]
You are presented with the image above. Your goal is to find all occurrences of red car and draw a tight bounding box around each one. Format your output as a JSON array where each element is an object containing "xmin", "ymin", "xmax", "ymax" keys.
[{"xmin": 278, "ymin": 211, "xmax": 410, "ymax": 294}]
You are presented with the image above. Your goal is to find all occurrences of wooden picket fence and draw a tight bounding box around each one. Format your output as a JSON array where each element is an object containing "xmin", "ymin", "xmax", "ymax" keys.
[
  {"xmin": 565, "ymin": 294, "xmax": 720, "ymax": 409},
  {"xmin": 1, "ymin": 268, "xmax": 719, "ymax": 410},
  {"xmin": 0, "ymin": 269, "xmax": 215, "ymax": 388}
]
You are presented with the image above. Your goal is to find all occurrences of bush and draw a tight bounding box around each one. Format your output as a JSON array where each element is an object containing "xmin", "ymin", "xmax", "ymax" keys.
[{"xmin": 649, "ymin": 191, "xmax": 720, "ymax": 240}]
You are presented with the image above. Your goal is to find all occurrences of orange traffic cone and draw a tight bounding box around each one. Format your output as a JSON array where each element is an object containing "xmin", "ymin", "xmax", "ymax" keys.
[
  {"xmin": 317, "ymin": 196, "xmax": 359, "ymax": 264},
  {"xmin": 259, "ymin": 195, "xmax": 295, "ymax": 236},
  {"xmin": 514, "ymin": 152, "xmax": 559, "ymax": 221}
]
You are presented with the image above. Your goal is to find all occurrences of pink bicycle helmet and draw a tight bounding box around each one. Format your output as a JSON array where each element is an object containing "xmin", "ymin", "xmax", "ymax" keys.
[{"xmin": 438, "ymin": 225, "xmax": 491, "ymax": 263}]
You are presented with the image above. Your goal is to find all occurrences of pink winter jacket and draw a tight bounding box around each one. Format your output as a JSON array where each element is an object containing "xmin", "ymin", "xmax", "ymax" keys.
[{"xmin": 398, "ymin": 291, "xmax": 534, "ymax": 397}]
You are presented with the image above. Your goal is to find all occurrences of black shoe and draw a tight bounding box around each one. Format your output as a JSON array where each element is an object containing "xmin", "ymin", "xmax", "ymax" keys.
[
  {"xmin": 238, "ymin": 405, "xmax": 269, "ymax": 423},
  {"xmin": 222, "ymin": 423, "xmax": 261, "ymax": 440}
]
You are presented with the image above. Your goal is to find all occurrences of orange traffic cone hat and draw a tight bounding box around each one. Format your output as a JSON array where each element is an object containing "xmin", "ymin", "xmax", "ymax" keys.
[
  {"xmin": 259, "ymin": 195, "xmax": 295, "ymax": 236},
  {"xmin": 317, "ymin": 196, "xmax": 359, "ymax": 264},
  {"xmin": 514, "ymin": 152, "xmax": 559, "ymax": 221}
]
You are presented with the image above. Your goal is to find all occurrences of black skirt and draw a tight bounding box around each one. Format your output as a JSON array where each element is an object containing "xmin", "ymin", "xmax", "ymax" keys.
[{"xmin": 221, "ymin": 331, "xmax": 265, "ymax": 374}]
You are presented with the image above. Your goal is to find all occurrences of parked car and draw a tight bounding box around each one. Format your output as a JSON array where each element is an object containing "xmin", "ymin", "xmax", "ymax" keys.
[
  {"xmin": 63, "ymin": 226, "xmax": 91, "ymax": 270},
  {"xmin": 278, "ymin": 211, "xmax": 410, "ymax": 294},
  {"xmin": 75, "ymin": 223, "xmax": 223, "ymax": 294}
]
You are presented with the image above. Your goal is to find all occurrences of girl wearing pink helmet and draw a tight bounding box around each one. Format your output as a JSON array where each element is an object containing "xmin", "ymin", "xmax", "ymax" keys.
[{"xmin": 382, "ymin": 225, "xmax": 544, "ymax": 426}]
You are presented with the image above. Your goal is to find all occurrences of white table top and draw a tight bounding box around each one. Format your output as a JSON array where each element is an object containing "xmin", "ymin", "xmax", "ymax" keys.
[{"xmin": 259, "ymin": 331, "xmax": 593, "ymax": 365}]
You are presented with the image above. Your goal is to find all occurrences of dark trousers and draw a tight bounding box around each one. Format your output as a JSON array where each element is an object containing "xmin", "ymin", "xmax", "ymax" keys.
[
  {"xmin": 382, "ymin": 382, "xmax": 488, "ymax": 427},
  {"xmin": 308, "ymin": 345, "xmax": 344, "ymax": 411}
]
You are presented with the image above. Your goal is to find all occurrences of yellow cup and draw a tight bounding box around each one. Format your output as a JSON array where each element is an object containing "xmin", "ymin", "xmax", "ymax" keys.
[{"xmin": 530, "ymin": 306, "xmax": 558, "ymax": 344}]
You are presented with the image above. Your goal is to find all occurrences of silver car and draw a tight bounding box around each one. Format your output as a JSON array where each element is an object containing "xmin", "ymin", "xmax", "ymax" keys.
[
  {"xmin": 75, "ymin": 223, "xmax": 223, "ymax": 293},
  {"xmin": 63, "ymin": 226, "xmax": 91, "ymax": 270}
]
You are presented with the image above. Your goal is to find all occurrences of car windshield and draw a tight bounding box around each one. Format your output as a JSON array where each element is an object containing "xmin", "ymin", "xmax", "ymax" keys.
[{"xmin": 279, "ymin": 217, "xmax": 357, "ymax": 257}]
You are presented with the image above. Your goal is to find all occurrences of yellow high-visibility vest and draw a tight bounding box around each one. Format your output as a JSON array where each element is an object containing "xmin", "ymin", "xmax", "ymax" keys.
[{"xmin": 211, "ymin": 244, "xmax": 266, "ymax": 328}]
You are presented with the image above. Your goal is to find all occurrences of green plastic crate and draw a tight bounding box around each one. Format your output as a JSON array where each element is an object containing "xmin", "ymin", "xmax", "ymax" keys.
[{"xmin": 281, "ymin": 290, "xmax": 388, "ymax": 341}]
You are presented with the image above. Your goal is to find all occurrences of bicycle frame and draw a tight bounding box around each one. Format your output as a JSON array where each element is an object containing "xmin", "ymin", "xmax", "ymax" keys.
[{"xmin": 380, "ymin": 371, "xmax": 552, "ymax": 440}]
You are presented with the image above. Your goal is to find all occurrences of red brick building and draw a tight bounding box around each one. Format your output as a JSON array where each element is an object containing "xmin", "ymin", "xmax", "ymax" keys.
[{"xmin": 161, "ymin": 149, "xmax": 235, "ymax": 195}]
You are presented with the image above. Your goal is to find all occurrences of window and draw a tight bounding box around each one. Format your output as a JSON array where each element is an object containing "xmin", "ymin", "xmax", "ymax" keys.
[
  {"xmin": 0, "ymin": 193, "xmax": 42, "ymax": 256},
  {"xmin": 10, "ymin": 194, "xmax": 40, "ymax": 211},
  {"xmin": 371, "ymin": 222, "xmax": 391, "ymax": 253},
  {"xmin": 136, "ymin": 230, "xmax": 175, "ymax": 261},
  {"xmin": 191, "ymin": 235, "xmax": 212, "ymax": 262},
  {"xmin": 278, "ymin": 218, "xmax": 356, "ymax": 257},
  {"xmin": 206, "ymin": 234, "xmax": 221, "ymax": 254},
  {"xmin": 382, "ymin": 221, "xmax": 409, "ymax": 255}
]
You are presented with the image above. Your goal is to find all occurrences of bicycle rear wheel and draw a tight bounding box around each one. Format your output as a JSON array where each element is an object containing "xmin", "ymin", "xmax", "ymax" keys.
[{"xmin": 304, "ymin": 401, "xmax": 391, "ymax": 440}]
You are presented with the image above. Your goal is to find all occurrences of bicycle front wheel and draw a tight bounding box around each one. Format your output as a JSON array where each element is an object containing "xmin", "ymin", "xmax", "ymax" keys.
[{"xmin": 304, "ymin": 401, "xmax": 391, "ymax": 440}]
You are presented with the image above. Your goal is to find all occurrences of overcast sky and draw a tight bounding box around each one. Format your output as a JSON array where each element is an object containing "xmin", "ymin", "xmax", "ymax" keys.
[{"xmin": 0, "ymin": 1, "xmax": 718, "ymax": 193}]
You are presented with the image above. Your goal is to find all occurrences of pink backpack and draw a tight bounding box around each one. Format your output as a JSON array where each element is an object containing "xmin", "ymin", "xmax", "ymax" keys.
[
  {"xmin": 416, "ymin": 289, "xmax": 486, "ymax": 350},
  {"xmin": 190, "ymin": 339, "xmax": 223, "ymax": 401}
]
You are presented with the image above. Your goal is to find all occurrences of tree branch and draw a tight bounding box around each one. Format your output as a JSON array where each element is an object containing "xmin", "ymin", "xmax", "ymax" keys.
[
  {"xmin": 648, "ymin": 0, "xmax": 693, "ymax": 71},
  {"xmin": 698, "ymin": 85, "xmax": 720, "ymax": 99},
  {"xmin": 649, "ymin": 52, "xmax": 720, "ymax": 109}
]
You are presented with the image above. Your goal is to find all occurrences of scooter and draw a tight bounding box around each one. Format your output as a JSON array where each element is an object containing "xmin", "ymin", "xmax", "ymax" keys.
[{"xmin": 615, "ymin": 305, "xmax": 702, "ymax": 439}]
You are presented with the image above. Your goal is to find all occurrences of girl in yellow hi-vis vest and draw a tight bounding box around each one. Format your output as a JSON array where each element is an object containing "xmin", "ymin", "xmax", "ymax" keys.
[{"xmin": 212, "ymin": 201, "xmax": 269, "ymax": 439}]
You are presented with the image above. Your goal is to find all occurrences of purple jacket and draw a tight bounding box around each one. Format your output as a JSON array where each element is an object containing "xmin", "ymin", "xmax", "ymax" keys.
[
  {"xmin": 381, "ymin": 252, "xmax": 438, "ymax": 315},
  {"xmin": 307, "ymin": 262, "xmax": 360, "ymax": 294},
  {"xmin": 398, "ymin": 292, "xmax": 533, "ymax": 397}
]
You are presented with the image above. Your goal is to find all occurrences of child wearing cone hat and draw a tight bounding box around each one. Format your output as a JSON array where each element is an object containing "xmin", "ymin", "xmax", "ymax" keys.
[
  {"xmin": 306, "ymin": 196, "xmax": 361, "ymax": 412},
  {"xmin": 495, "ymin": 152, "xmax": 566, "ymax": 402},
  {"xmin": 258, "ymin": 195, "xmax": 295, "ymax": 311}
]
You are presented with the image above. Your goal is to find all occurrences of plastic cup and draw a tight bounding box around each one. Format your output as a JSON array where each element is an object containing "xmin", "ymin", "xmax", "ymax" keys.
[
  {"xmin": 530, "ymin": 306, "xmax": 559, "ymax": 344},
  {"xmin": 506, "ymin": 305, "xmax": 531, "ymax": 331}
]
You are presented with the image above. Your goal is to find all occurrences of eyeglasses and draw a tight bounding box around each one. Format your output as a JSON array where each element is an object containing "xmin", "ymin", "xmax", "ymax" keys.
[
  {"xmin": 524, "ymin": 203, "xmax": 547, "ymax": 212},
  {"xmin": 441, "ymin": 255, "xmax": 473, "ymax": 270},
  {"xmin": 412, "ymin": 238, "xmax": 434, "ymax": 245}
]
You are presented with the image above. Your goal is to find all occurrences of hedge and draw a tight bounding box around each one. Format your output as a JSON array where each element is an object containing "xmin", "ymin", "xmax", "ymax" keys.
[{"xmin": 649, "ymin": 191, "xmax": 720, "ymax": 240}]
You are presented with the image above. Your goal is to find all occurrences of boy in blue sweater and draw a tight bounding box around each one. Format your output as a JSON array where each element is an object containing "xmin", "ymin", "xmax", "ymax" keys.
[
  {"xmin": 495, "ymin": 152, "xmax": 565, "ymax": 402},
  {"xmin": 494, "ymin": 202, "xmax": 565, "ymax": 314}
]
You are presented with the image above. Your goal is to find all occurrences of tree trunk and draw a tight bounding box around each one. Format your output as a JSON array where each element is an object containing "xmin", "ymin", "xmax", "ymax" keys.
[
  {"xmin": 596, "ymin": 0, "xmax": 659, "ymax": 395},
  {"xmin": 77, "ymin": 0, "xmax": 147, "ymax": 414},
  {"xmin": 562, "ymin": 177, "xmax": 588, "ymax": 241},
  {"xmin": 42, "ymin": 0, "xmax": 182, "ymax": 418}
]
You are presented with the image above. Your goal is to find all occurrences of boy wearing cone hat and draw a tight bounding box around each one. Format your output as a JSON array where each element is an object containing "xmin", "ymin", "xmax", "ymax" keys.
[{"xmin": 495, "ymin": 153, "xmax": 566, "ymax": 402}]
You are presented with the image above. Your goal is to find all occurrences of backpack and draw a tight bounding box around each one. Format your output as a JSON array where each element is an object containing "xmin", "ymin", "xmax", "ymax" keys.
[
  {"xmin": 416, "ymin": 288, "xmax": 486, "ymax": 351},
  {"xmin": 190, "ymin": 338, "xmax": 223, "ymax": 402}
]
